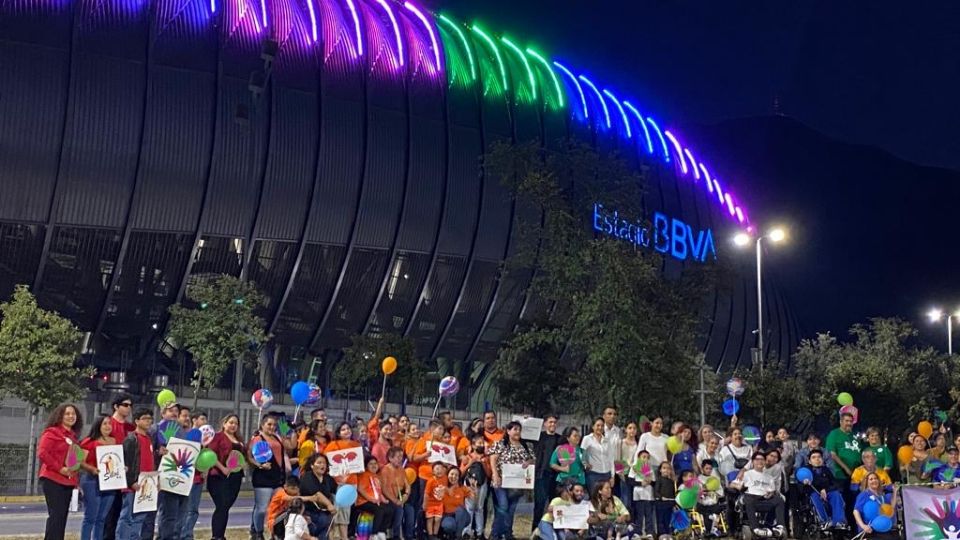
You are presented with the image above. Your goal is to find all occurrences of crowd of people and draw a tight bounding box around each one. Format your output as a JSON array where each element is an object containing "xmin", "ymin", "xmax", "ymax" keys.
[{"xmin": 35, "ymin": 396, "xmax": 956, "ymax": 540}]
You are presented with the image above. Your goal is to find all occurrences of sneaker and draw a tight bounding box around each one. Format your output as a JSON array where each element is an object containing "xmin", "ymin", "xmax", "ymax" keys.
[{"xmin": 772, "ymin": 525, "xmax": 785, "ymax": 537}]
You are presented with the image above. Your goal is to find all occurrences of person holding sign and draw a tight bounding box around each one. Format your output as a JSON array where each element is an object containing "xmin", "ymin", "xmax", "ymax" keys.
[
  {"xmin": 206, "ymin": 414, "xmax": 247, "ymax": 540},
  {"xmin": 117, "ymin": 408, "xmax": 156, "ymax": 540},
  {"xmin": 37, "ymin": 404, "xmax": 86, "ymax": 540},
  {"xmin": 537, "ymin": 479, "xmax": 590, "ymax": 540},
  {"xmin": 325, "ymin": 422, "xmax": 363, "ymax": 540},
  {"xmin": 490, "ymin": 421, "xmax": 535, "ymax": 540},
  {"xmin": 79, "ymin": 414, "xmax": 119, "ymax": 540}
]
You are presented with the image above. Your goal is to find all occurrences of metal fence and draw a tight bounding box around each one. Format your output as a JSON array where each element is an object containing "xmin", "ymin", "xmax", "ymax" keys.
[{"xmin": 0, "ymin": 444, "xmax": 30, "ymax": 495}]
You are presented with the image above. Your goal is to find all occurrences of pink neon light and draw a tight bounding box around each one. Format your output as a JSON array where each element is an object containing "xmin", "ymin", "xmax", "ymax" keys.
[
  {"xmin": 712, "ymin": 179, "xmax": 725, "ymax": 204},
  {"xmin": 259, "ymin": 0, "xmax": 267, "ymax": 28},
  {"xmin": 404, "ymin": 2, "xmax": 441, "ymax": 71},
  {"xmin": 699, "ymin": 163, "xmax": 713, "ymax": 192},
  {"xmin": 683, "ymin": 149, "xmax": 699, "ymax": 180},
  {"xmin": 735, "ymin": 207, "xmax": 745, "ymax": 223},
  {"xmin": 725, "ymin": 193, "xmax": 736, "ymax": 216},
  {"xmin": 304, "ymin": 0, "xmax": 318, "ymax": 42},
  {"xmin": 344, "ymin": 0, "xmax": 363, "ymax": 56},
  {"xmin": 663, "ymin": 130, "xmax": 688, "ymax": 174},
  {"xmin": 375, "ymin": 0, "xmax": 403, "ymax": 66}
]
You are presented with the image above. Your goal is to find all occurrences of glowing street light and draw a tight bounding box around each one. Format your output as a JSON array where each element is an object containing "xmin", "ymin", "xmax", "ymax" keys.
[
  {"xmin": 732, "ymin": 227, "xmax": 788, "ymax": 374},
  {"xmin": 928, "ymin": 307, "xmax": 960, "ymax": 355}
]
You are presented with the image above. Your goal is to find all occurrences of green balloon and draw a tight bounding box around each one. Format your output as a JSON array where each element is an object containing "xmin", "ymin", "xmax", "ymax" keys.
[
  {"xmin": 837, "ymin": 392, "xmax": 853, "ymax": 406},
  {"xmin": 196, "ymin": 448, "xmax": 218, "ymax": 473},
  {"xmin": 677, "ymin": 487, "xmax": 698, "ymax": 510},
  {"xmin": 156, "ymin": 389, "xmax": 176, "ymax": 408}
]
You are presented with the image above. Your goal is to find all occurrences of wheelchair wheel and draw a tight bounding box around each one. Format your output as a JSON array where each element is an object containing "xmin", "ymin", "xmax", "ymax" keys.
[{"xmin": 742, "ymin": 524, "xmax": 754, "ymax": 540}]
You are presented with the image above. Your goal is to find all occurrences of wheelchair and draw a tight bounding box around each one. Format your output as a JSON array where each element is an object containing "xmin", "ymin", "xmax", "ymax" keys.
[
  {"xmin": 689, "ymin": 506, "xmax": 728, "ymax": 539},
  {"xmin": 790, "ymin": 491, "xmax": 842, "ymax": 540},
  {"xmin": 735, "ymin": 496, "xmax": 786, "ymax": 540}
]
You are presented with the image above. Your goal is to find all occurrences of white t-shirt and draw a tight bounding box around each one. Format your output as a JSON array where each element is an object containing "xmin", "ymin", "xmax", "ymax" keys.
[
  {"xmin": 718, "ymin": 444, "xmax": 753, "ymax": 477},
  {"xmin": 637, "ymin": 433, "xmax": 669, "ymax": 466},
  {"xmin": 285, "ymin": 513, "xmax": 309, "ymax": 540},
  {"xmin": 633, "ymin": 483, "xmax": 654, "ymax": 501},
  {"xmin": 581, "ymin": 433, "xmax": 612, "ymax": 474},
  {"xmin": 741, "ymin": 469, "xmax": 776, "ymax": 497}
]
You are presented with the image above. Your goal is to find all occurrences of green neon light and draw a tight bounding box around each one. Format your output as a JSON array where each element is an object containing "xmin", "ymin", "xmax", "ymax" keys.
[
  {"xmin": 525, "ymin": 47, "xmax": 564, "ymax": 108},
  {"xmin": 471, "ymin": 25, "xmax": 509, "ymax": 93},
  {"xmin": 501, "ymin": 36, "xmax": 536, "ymax": 100},
  {"xmin": 438, "ymin": 14, "xmax": 476, "ymax": 82}
]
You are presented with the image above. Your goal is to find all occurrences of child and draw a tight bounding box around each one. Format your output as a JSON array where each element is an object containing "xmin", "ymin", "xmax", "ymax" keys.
[
  {"xmin": 285, "ymin": 499, "xmax": 317, "ymax": 540},
  {"xmin": 803, "ymin": 449, "xmax": 846, "ymax": 530},
  {"xmin": 460, "ymin": 434, "xmax": 489, "ymax": 539},
  {"xmin": 697, "ymin": 460, "xmax": 724, "ymax": 537},
  {"xmin": 423, "ymin": 462, "xmax": 448, "ymax": 540},
  {"xmin": 268, "ymin": 478, "xmax": 303, "ymax": 539},
  {"xmin": 631, "ymin": 449, "xmax": 655, "ymax": 539},
  {"xmin": 653, "ymin": 461, "xmax": 676, "ymax": 538}
]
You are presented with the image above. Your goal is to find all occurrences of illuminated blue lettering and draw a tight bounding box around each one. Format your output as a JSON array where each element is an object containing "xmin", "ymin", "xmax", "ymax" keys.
[
  {"xmin": 698, "ymin": 229, "xmax": 717, "ymax": 261},
  {"xmin": 593, "ymin": 203, "xmax": 714, "ymax": 263},
  {"xmin": 671, "ymin": 218, "xmax": 688, "ymax": 260},
  {"xmin": 653, "ymin": 212, "xmax": 669, "ymax": 254}
]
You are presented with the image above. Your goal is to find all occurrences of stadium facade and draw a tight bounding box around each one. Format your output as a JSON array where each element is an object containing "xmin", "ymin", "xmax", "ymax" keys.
[{"xmin": 0, "ymin": 0, "xmax": 800, "ymax": 400}]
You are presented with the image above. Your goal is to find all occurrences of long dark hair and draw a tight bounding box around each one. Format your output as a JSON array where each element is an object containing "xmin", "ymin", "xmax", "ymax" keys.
[
  {"xmin": 85, "ymin": 414, "xmax": 112, "ymax": 441},
  {"xmin": 220, "ymin": 413, "xmax": 244, "ymax": 442},
  {"xmin": 336, "ymin": 421, "xmax": 353, "ymax": 440},
  {"xmin": 45, "ymin": 404, "xmax": 83, "ymax": 438}
]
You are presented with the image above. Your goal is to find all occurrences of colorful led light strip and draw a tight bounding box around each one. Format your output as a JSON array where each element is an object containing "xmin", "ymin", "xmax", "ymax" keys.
[
  {"xmin": 644, "ymin": 117, "xmax": 669, "ymax": 162},
  {"xmin": 344, "ymin": 0, "xmax": 363, "ymax": 56},
  {"xmin": 438, "ymin": 15, "xmax": 475, "ymax": 81},
  {"xmin": 404, "ymin": 2, "xmax": 441, "ymax": 71},
  {"xmin": 602, "ymin": 89, "xmax": 631, "ymax": 138},
  {"xmin": 577, "ymin": 75, "xmax": 609, "ymax": 128},
  {"xmin": 683, "ymin": 149, "xmax": 699, "ymax": 180},
  {"xmin": 622, "ymin": 101, "xmax": 653, "ymax": 154},
  {"xmin": 471, "ymin": 25, "xmax": 509, "ymax": 92},
  {"xmin": 374, "ymin": 0, "xmax": 403, "ymax": 67},
  {"xmin": 724, "ymin": 193, "xmax": 736, "ymax": 216},
  {"xmin": 553, "ymin": 62, "xmax": 587, "ymax": 119},
  {"xmin": 526, "ymin": 48, "xmax": 564, "ymax": 107},
  {"xmin": 663, "ymin": 131, "xmax": 688, "ymax": 174},
  {"xmin": 304, "ymin": 0, "xmax": 317, "ymax": 42},
  {"xmin": 713, "ymin": 179, "xmax": 725, "ymax": 204},
  {"xmin": 699, "ymin": 163, "xmax": 714, "ymax": 192},
  {"xmin": 259, "ymin": 0, "xmax": 267, "ymax": 28},
  {"xmin": 501, "ymin": 37, "xmax": 537, "ymax": 99}
]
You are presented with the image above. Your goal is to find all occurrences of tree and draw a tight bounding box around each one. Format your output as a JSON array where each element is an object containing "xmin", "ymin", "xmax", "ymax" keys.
[
  {"xmin": 736, "ymin": 358, "xmax": 811, "ymax": 428},
  {"xmin": 0, "ymin": 284, "xmax": 92, "ymax": 494},
  {"xmin": 167, "ymin": 275, "xmax": 268, "ymax": 408},
  {"xmin": 334, "ymin": 332, "xmax": 428, "ymax": 401},
  {"xmin": 492, "ymin": 325, "xmax": 576, "ymax": 416}
]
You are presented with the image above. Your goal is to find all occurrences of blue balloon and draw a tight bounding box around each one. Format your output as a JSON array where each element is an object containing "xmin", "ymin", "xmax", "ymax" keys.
[
  {"xmin": 722, "ymin": 399, "xmax": 740, "ymax": 416},
  {"xmin": 290, "ymin": 381, "xmax": 311, "ymax": 405},
  {"xmin": 252, "ymin": 440, "xmax": 274, "ymax": 464},
  {"xmin": 863, "ymin": 500, "xmax": 880, "ymax": 522},
  {"xmin": 184, "ymin": 428, "xmax": 203, "ymax": 443},
  {"xmin": 726, "ymin": 470, "xmax": 740, "ymax": 483},
  {"xmin": 870, "ymin": 515, "xmax": 893, "ymax": 533},
  {"xmin": 795, "ymin": 467, "xmax": 813, "ymax": 483},
  {"xmin": 335, "ymin": 484, "xmax": 358, "ymax": 507}
]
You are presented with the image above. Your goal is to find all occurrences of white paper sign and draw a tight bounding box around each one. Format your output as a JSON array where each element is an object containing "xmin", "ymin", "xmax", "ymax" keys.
[
  {"xmin": 501, "ymin": 463, "xmax": 535, "ymax": 490},
  {"xmin": 427, "ymin": 442, "xmax": 458, "ymax": 466},
  {"xmin": 511, "ymin": 416, "xmax": 544, "ymax": 441},
  {"xmin": 133, "ymin": 472, "xmax": 159, "ymax": 514},
  {"xmin": 552, "ymin": 501, "xmax": 590, "ymax": 529},
  {"xmin": 326, "ymin": 447, "xmax": 365, "ymax": 477},
  {"xmin": 96, "ymin": 445, "xmax": 126, "ymax": 491},
  {"xmin": 158, "ymin": 437, "xmax": 200, "ymax": 496}
]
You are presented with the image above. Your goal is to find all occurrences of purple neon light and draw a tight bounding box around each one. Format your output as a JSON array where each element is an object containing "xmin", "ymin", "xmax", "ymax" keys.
[
  {"xmin": 712, "ymin": 179, "xmax": 725, "ymax": 204},
  {"xmin": 259, "ymin": 0, "xmax": 267, "ymax": 28},
  {"xmin": 374, "ymin": 0, "xmax": 403, "ymax": 66},
  {"xmin": 211, "ymin": 0, "xmax": 216, "ymax": 13},
  {"xmin": 404, "ymin": 2, "xmax": 441, "ymax": 71},
  {"xmin": 735, "ymin": 207, "xmax": 745, "ymax": 223},
  {"xmin": 622, "ymin": 101, "xmax": 653, "ymax": 154},
  {"xmin": 578, "ymin": 75, "xmax": 610, "ymax": 128},
  {"xmin": 304, "ymin": 0, "xmax": 317, "ymax": 41},
  {"xmin": 644, "ymin": 117, "xmax": 670, "ymax": 162},
  {"xmin": 344, "ymin": 0, "xmax": 363, "ymax": 56},
  {"xmin": 553, "ymin": 62, "xmax": 588, "ymax": 119},
  {"xmin": 663, "ymin": 131, "xmax": 687, "ymax": 174},
  {"xmin": 724, "ymin": 193, "xmax": 736, "ymax": 216},
  {"xmin": 683, "ymin": 149, "xmax": 699, "ymax": 180},
  {"xmin": 699, "ymin": 163, "xmax": 713, "ymax": 192},
  {"xmin": 602, "ymin": 89, "xmax": 631, "ymax": 138}
]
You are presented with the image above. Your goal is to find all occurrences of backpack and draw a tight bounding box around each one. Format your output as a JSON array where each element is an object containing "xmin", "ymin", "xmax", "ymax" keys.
[{"xmin": 465, "ymin": 459, "xmax": 488, "ymax": 486}]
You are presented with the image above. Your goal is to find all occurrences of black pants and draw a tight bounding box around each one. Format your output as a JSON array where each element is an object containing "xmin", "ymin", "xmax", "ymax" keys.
[
  {"xmin": 41, "ymin": 477, "xmax": 73, "ymax": 540},
  {"xmin": 208, "ymin": 472, "xmax": 244, "ymax": 538},
  {"xmin": 533, "ymin": 472, "xmax": 557, "ymax": 532},
  {"xmin": 353, "ymin": 502, "xmax": 394, "ymax": 534},
  {"xmin": 104, "ymin": 492, "xmax": 123, "ymax": 540},
  {"xmin": 743, "ymin": 494, "xmax": 785, "ymax": 531}
]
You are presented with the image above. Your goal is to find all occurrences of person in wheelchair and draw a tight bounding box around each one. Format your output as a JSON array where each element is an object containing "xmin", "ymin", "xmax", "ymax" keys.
[
  {"xmin": 695, "ymin": 460, "xmax": 725, "ymax": 537},
  {"xmin": 739, "ymin": 453, "xmax": 786, "ymax": 538},
  {"xmin": 801, "ymin": 449, "xmax": 847, "ymax": 531}
]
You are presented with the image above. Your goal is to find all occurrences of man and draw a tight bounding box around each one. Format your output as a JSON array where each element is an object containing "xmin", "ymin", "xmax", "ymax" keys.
[
  {"xmin": 177, "ymin": 406, "xmax": 192, "ymax": 431},
  {"xmin": 533, "ymin": 415, "xmax": 562, "ymax": 531},
  {"xmin": 740, "ymin": 453, "xmax": 786, "ymax": 538},
  {"xmin": 794, "ymin": 432, "xmax": 833, "ymax": 471},
  {"xmin": 152, "ymin": 403, "xmax": 187, "ymax": 540},
  {"xmin": 180, "ymin": 407, "xmax": 204, "ymax": 540},
  {"xmin": 824, "ymin": 412, "xmax": 861, "ymax": 521},
  {"xmin": 934, "ymin": 447, "xmax": 960, "ymax": 487},
  {"xmin": 104, "ymin": 394, "xmax": 136, "ymax": 540},
  {"xmin": 440, "ymin": 411, "xmax": 465, "ymax": 449},
  {"xmin": 536, "ymin": 479, "xmax": 591, "ymax": 540},
  {"xmin": 482, "ymin": 411, "xmax": 504, "ymax": 446},
  {"xmin": 601, "ymin": 406, "xmax": 622, "ymax": 490},
  {"xmin": 190, "ymin": 411, "xmax": 207, "ymax": 429},
  {"xmin": 118, "ymin": 409, "xmax": 156, "ymax": 540},
  {"xmin": 801, "ymin": 449, "xmax": 846, "ymax": 530},
  {"xmin": 849, "ymin": 449, "xmax": 892, "ymax": 491}
]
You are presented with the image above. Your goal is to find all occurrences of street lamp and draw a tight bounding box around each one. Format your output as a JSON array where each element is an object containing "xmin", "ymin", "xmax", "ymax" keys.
[
  {"xmin": 927, "ymin": 308, "xmax": 960, "ymax": 355},
  {"xmin": 732, "ymin": 227, "xmax": 787, "ymax": 375}
]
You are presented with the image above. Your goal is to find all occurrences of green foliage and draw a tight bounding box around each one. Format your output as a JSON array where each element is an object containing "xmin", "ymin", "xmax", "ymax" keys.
[
  {"xmin": 168, "ymin": 276, "xmax": 268, "ymax": 407},
  {"xmin": 491, "ymin": 325, "xmax": 576, "ymax": 416},
  {"xmin": 0, "ymin": 285, "xmax": 92, "ymax": 412},
  {"xmin": 334, "ymin": 333, "xmax": 427, "ymax": 399},
  {"xmin": 736, "ymin": 358, "xmax": 811, "ymax": 428}
]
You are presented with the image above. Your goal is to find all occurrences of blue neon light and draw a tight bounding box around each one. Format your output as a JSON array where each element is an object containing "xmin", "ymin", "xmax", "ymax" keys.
[
  {"xmin": 699, "ymin": 163, "xmax": 713, "ymax": 192},
  {"xmin": 684, "ymin": 149, "xmax": 699, "ymax": 180},
  {"xmin": 664, "ymin": 130, "xmax": 687, "ymax": 174},
  {"xmin": 644, "ymin": 117, "xmax": 670, "ymax": 162},
  {"xmin": 602, "ymin": 89, "xmax": 631, "ymax": 138},
  {"xmin": 578, "ymin": 75, "xmax": 610, "ymax": 128},
  {"xmin": 553, "ymin": 62, "xmax": 588, "ymax": 119},
  {"xmin": 622, "ymin": 101, "xmax": 653, "ymax": 154},
  {"xmin": 593, "ymin": 203, "xmax": 716, "ymax": 263}
]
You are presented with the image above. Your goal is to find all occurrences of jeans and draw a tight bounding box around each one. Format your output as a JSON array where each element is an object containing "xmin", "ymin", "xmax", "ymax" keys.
[
  {"xmin": 305, "ymin": 509, "xmax": 333, "ymax": 540},
  {"xmin": 585, "ymin": 471, "xmax": 611, "ymax": 494},
  {"xmin": 157, "ymin": 491, "xmax": 189, "ymax": 540},
  {"xmin": 41, "ymin": 477, "xmax": 73, "ymax": 540},
  {"xmin": 492, "ymin": 488, "xmax": 523, "ymax": 539},
  {"xmin": 81, "ymin": 474, "xmax": 116, "ymax": 540},
  {"xmin": 441, "ymin": 507, "xmax": 471, "ymax": 537},
  {"xmin": 353, "ymin": 502, "xmax": 393, "ymax": 534},
  {"xmin": 103, "ymin": 491, "xmax": 124, "ymax": 540},
  {"xmin": 742, "ymin": 494, "xmax": 786, "ymax": 531},
  {"xmin": 809, "ymin": 490, "xmax": 846, "ymax": 526},
  {"xmin": 251, "ymin": 487, "xmax": 275, "ymax": 534},
  {"xmin": 632, "ymin": 499, "xmax": 655, "ymax": 535},
  {"xmin": 181, "ymin": 483, "xmax": 203, "ymax": 540},
  {"xmin": 393, "ymin": 501, "xmax": 415, "ymax": 540},
  {"xmin": 140, "ymin": 510, "xmax": 155, "ymax": 540},
  {"xmin": 117, "ymin": 492, "xmax": 150, "ymax": 540},
  {"xmin": 208, "ymin": 473, "xmax": 243, "ymax": 538},
  {"xmin": 465, "ymin": 483, "xmax": 488, "ymax": 535},
  {"xmin": 537, "ymin": 521, "xmax": 580, "ymax": 540},
  {"xmin": 654, "ymin": 500, "xmax": 673, "ymax": 536}
]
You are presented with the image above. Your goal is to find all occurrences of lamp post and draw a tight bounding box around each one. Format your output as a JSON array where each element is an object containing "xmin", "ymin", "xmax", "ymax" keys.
[
  {"xmin": 927, "ymin": 308, "xmax": 959, "ymax": 355},
  {"xmin": 733, "ymin": 227, "xmax": 787, "ymax": 374}
]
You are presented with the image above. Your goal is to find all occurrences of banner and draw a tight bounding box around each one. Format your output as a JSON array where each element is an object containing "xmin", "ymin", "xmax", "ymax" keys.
[
  {"xmin": 903, "ymin": 485, "xmax": 960, "ymax": 539},
  {"xmin": 158, "ymin": 437, "xmax": 200, "ymax": 496},
  {"xmin": 95, "ymin": 444, "xmax": 126, "ymax": 491},
  {"xmin": 326, "ymin": 447, "xmax": 364, "ymax": 477},
  {"xmin": 428, "ymin": 442, "xmax": 458, "ymax": 466},
  {"xmin": 133, "ymin": 472, "xmax": 159, "ymax": 514}
]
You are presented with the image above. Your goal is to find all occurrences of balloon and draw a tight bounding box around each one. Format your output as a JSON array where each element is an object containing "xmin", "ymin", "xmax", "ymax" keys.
[
  {"xmin": 306, "ymin": 384, "xmax": 321, "ymax": 406},
  {"xmin": 676, "ymin": 488, "xmax": 698, "ymax": 510},
  {"xmin": 290, "ymin": 381, "xmax": 311, "ymax": 405},
  {"xmin": 795, "ymin": 467, "xmax": 813, "ymax": 483},
  {"xmin": 898, "ymin": 445, "xmax": 914, "ymax": 466},
  {"xmin": 156, "ymin": 389, "xmax": 176, "ymax": 408},
  {"xmin": 184, "ymin": 428, "xmax": 203, "ymax": 443},
  {"xmin": 199, "ymin": 424, "xmax": 216, "ymax": 446},
  {"xmin": 839, "ymin": 404, "xmax": 859, "ymax": 424},
  {"xmin": 382, "ymin": 356, "xmax": 397, "ymax": 375},
  {"xmin": 870, "ymin": 515, "xmax": 893, "ymax": 533},
  {"xmin": 918, "ymin": 421, "xmax": 934, "ymax": 439},
  {"xmin": 252, "ymin": 440, "xmax": 274, "ymax": 464},
  {"xmin": 862, "ymin": 500, "xmax": 880, "ymax": 522},
  {"xmin": 725, "ymin": 377, "xmax": 745, "ymax": 397},
  {"xmin": 438, "ymin": 376, "xmax": 460, "ymax": 397},
  {"xmin": 251, "ymin": 388, "xmax": 274, "ymax": 410},
  {"xmin": 195, "ymin": 448, "xmax": 217, "ymax": 472},
  {"xmin": 742, "ymin": 425, "xmax": 761, "ymax": 445},
  {"xmin": 335, "ymin": 484, "xmax": 358, "ymax": 507},
  {"xmin": 705, "ymin": 477, "xmax": 721, "ymax": 491},
  {"xmin": 670, "ymin": 509, "xmax": 691, "ymax": 531},
  {"xmin": 666, "ymin": 436, "xmax": 683, "ymax": 454},
  {"xmin": 837, "ymin": 392, "xmax": 854, "ymax": 406},
  {"xmin": 722, "ymin": 399, "xmax": 740, "ymax": 416},
  {"xmin": 404, "ymin": 468, "xmax": 417, "ymax": 484},
  {"xmin": 638, "ymin": 416, "xmax": 652, "ymax": 433},
  {"xmin": 880, "ymin": 503, "xmax": 894, "ymax": 517},
  {"xmin": 726, "ymin": 471, "xmax": 740, "ymax": 483}
]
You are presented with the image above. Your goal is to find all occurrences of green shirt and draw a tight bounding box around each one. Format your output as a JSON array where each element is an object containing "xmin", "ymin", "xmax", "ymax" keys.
[
  {"xmin": 825, "ymin": 428, "xmax": 862, "ymax": 478},
  {"xmin": 866, "ymin": 444, "xmax": 893, "ymax": 470},
  {"xmin": 550, "ymin": 446, "xmax": 587, "ymax": 486}
]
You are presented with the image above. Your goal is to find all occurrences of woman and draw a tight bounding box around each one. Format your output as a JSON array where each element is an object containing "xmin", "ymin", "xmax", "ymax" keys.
[
  {"xmin": 299, "ymin": 454, "xmax": 338, "ymax": 539},
  {"xmin": 776, "ymin": 428, "xmax": 797, "ymax": 476},
  {"xmin": 326, "ymin": 422, "xmax": 362, "ymax": 540},
  {"xmin": 441, "ymin": 467, "xmax": 473, "ymax": 539},
  {"xmin": 207, "ymin": 414, "xmax": 246, "ymax": 540},
  {"xmin": 463, "ymin": 417, "xmax": 483, "ymax": 441},
  {"xmin": 637, "ymin": 416, "xmax": 668, "ymax": 467},
  {"xmin": 37, "ymin": 404, "xmax": 87, "ymax": 540},
  {"xmin": 297, "ymin": 419, "xmax": 329, "ymax": 472},
  {"xmin": 79, "ymin": 414, "xmax": 117, "ymax": 540},
  {"xmin": 581, "ymin": 417, "xmax": 612, "ymax": 492},
  {"xmin": 589, "ymin": 477, "xmax": 631, "ymax": 539},
  {"xmin": 671, "ymin": 424, "xmax": 697, "ymax": 474},
  {"xmin": 696, "ymin": 436, "xmax": 721, "ymax": 470},
  {"xmin": 930, "ymin": 433, "xmax": 948, "ymax": 461},
  {"xmin": 550, "ymin": 427, "xmax": 586, "ymax": 487},
  {"xmin": 490, "ymin": 421, "xmax": 535, "ymax": 540},
  {"xmin": 697, "ymin": 425, "xmax": 715, "ymax": 454},
  {"xmin": 903, "ymin": 435, "xmax": 933, "ymax": 484},
  {"xmin": 619, "ymin": 422, "xmax": 639, "ymax": 505},
  {"xmin": 249, "ymin": 415, "xmax": 292, "ymax": 540},
  {"xmin": 853, "ymin": 472, "xmax": 897, "ymax": 538},
  {"xmin": 355, "ymin": 456, "xmax": 392, "ymax": 539}
]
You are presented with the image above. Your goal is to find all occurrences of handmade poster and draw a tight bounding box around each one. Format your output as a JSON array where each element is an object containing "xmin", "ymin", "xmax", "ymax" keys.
[
  {"xmin": 64, "ymin": 443, "xmax": 86, "ymax": 472},
  {"xmin": 511, "ymin": 416, "xmax": 544, "ymax": 441},
  {"xmin": 428, "ymin": 442, "xmax": 458, "ymax": 466},
  {"xmin": 500, "ymin": 463, "xmax": 534, "ymax": 490},
  {"xmin": 553, "ymin": 501, "xmax": 590, "ymax": 529},
  {"xmin": 133, "ymin": 472, "xmax": 159, "ymax": 513},
  {"xmin": 158, "ymin": 437, "xmax": 200, "ymax": 496},
  {"xmin": 96, "ymin": 444, "xmax": 126, "ymax": 491},
  {"xmin": 326, "ymin": 447, "xmax": 364, "ymax": 477}
]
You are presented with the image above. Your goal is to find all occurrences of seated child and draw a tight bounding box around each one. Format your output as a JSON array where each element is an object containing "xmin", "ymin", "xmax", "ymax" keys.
[
  {"xmin": 285, "ymin": 498, "xmax": 318, "ymax": 540},
  {"xmin": 269, "ymin": 478, "xmax": 303, "ymax": 540},
  {"xmin": 697, "ymin": 460, "xmax": 725, "ymax": 537},
  {"xmin": 802, "ymin": 450, "xmax": 847, "ymax": 530}
]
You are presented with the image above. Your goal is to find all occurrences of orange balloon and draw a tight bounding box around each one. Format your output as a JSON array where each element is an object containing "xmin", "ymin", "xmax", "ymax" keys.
[
  {"xmin": 880, "ymin": 503, "xmax": 894, "ymax": 517},
  {"xmin": 382, "ymin": 356, "xmax": 397, "ymax": 375},
  {"xmin": 918, "ymin": 421, "xmax": 934, "ymax": 439},
  {"xmin": 404, "ymin": 467, "xmax": 417, "ymax": 484},
  {"xmin": 897, "ymin": 445, "xmax": 914, "ymax": 466}
]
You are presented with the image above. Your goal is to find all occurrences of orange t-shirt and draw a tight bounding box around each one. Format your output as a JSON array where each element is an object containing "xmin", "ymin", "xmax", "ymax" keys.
[
  {"xmin": 356, "ymin": 471, "xmax": 384, "ymax": 506},
  {"xmin": 483, "ymin": 429, "xmax": 504, "ymax": 446},
  {"xmin": 443, "ymin": 485, "xmax": 470, "ymax": 514},
  {"xmin": 324, "ymin": 439, "xmax": 361, "ymax": 485},
  {"xmin": 424, "ymin": 476, "xmax": 448, "ymax": 515},
  {"xmin": 265, "ymin": 488, "xmax": 291, "ymax": 531},
  {"xmin": 448, "ymin": 425, "xmax": 465, "ymax": 450},
  {"xmin": 415, "ymin": 437, "xmax": 444, "ymax": 480},
  {"xmin": 455, "ymin": 437, "xmax": 472, "ymax": 459},
  {"xmin": 404, "ymin": 437, "xmax": 418, "ymax": 460},
  {"xmin": 380, "ymin": 463, "xmax": 408, "ymax": 505}
]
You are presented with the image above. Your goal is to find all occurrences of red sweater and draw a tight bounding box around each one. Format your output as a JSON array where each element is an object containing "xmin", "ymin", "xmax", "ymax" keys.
[
  {"xmin": 38, "ymin": 425, "xmax": 80, "ymax": 487},
  {"xmin": 207, "ymin": 432, "xmax": 246, "ymax": 478}
]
